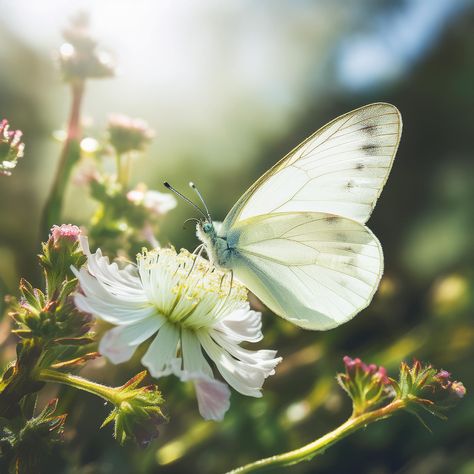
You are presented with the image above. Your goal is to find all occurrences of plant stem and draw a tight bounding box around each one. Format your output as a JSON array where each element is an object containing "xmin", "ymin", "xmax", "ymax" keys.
[
  {"xmin": 40, "ymin": 80, "xmax": 85, "ymax": 239},
  {"xmin": 38, "ymin": 368, "xmax": 121, "ymax": 405},
  {"xmin": 116, "ymin": 151, "xmax": 132, "ymax": 189},
  {"xmin": 0, "ymin": 339, "xmax": 43, "ymax": 419},
  {"xmin": 226, "ymin": 399, "xmax": 406, "ymax": 474},
  {"xmin": 115, "ymin": 150, "xmax": 124, "ymax": 187}
]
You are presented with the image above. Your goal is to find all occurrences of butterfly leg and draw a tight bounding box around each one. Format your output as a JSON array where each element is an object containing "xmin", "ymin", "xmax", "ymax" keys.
[
  {"xmin": 192, "ymin": 243, "xmax": 204, "ymax": 255},
  {"xmin": 226, "ymin": 270, "xmax": 234, "ymax": 299}
]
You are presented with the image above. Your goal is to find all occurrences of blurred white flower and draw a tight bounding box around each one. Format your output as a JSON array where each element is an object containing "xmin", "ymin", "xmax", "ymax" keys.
[
  {"xmin": 127, "ymin": 186, "xmax": 177, "ymax": 217},
  {"xmin": 73, "ymin": 237, "xmax": 281, "ymax": 421}
]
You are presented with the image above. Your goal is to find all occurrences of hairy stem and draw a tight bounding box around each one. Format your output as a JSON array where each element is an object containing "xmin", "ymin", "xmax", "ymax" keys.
[
  {"xmin": 227, "ymin": 399, "xmax": 406, "ymax": 474},
  {"xmin": 38, "ymin": 368, "xmax": 121, "ymax": 405},
  {"xmin": 40, "ymin": 80, "xmax": 85, "ymax": 239}
]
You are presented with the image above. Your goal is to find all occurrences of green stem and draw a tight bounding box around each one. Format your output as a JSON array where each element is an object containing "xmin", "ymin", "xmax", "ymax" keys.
[
  {"xmin": 40, "ymin": 80, "xmax": 85, "ymax": 239},
  {"xmin": 226, "ymin": 399, "xmax": 406, "ymax": 474},
  {"xmin": 38, "ymin": 368, "xmax": 121, "ymax": 405},
  {"xmin": 116, "ymin": 151, "xmax": 132, "ymax": 189},
  {"xmin": 115, "ymin": 150, "xmax": 124, "ymax": 187}
]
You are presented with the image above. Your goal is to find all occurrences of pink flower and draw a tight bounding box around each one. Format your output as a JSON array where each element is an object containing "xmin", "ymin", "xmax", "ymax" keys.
[{"xmin": 1, "ymin": 118, "xmax": 25, "ymax": 176}]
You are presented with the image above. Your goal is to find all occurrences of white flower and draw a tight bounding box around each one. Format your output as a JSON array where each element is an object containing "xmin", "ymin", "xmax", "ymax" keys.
[
  {"xmin": 127, "ymin": 187, "xmax": 177, "ymax": 216},
  {"xmin": 73, "ymin": 237, "xmax": 281, "ymax": 421}
]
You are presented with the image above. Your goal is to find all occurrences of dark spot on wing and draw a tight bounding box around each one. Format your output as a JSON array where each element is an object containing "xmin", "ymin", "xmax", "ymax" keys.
[
  {"xmin": 361, "ymin": 124, "xmax": 377, "ymax": 135},
  {"xmin": 345, "ymin": 180, "xmax": 354, "ymax": 189},
  {"xmin": 325, "ymin": 216, "xmax": 339, "ymax": 224},
  {"xmin": 344, "ymin": 246, "xmax": 354, "ymax": 252},
  {"xmin": 355, "ymin": 163, "xmax": 365, "ymax": 171},
  {"xmin": 361, "ymin": 143, "xmax": 378, "ymax": 155}
]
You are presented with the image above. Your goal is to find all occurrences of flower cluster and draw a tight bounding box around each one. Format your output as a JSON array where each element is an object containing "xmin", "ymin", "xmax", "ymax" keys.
[
  {"xmin": 393, "ymin": 360, "xmax": 466, "ymax": 418},
  {"xmin": 107, "ymin": 114, "xmax": 154, "ymax": 155},
  {"xmin": 337, "ymin": 357, "xmax": 466, "ymax": 422},
  {"xmin": 0, "ymin": 119, "xmax": 25, "ymax": 176},
  {"xmin": 11, "ymin": 225, "xmax": 91, "ymax": 346},
  {"xmin": 88, "ymin": 177, "xmax": 175, "ymax": 253},
  {"xmin": 73, "ymin": 237, "xmax": 282, "ymax": 420},
  {"xmin": 59, "ymin": 12, "xmax": 114, "ymax": 81},
  {"xmin": 337, "ymin": 356, "xmax": 392, "ymax": 416}
]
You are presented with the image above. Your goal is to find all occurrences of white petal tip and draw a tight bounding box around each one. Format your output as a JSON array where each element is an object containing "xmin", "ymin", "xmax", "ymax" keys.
[
  {"xmin": 99, "ymin": 327, "xmax": 136, "ymax": 364},
  {"xmin": 195, "ymin": 378, "xmax": 231, "ymax": 421}
]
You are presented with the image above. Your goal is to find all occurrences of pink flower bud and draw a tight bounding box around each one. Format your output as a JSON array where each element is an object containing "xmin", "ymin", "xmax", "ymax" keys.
[
  {"xmin": 339, "ymin": 356, "xmax": 392, "ymax": 416},
  {"xmin": 374, "ymin": 366, "xmax": 390, "ymax": 385},
  {"xmin": 51, "ymin": 224, "xmax": 81, "ymax": 247}
]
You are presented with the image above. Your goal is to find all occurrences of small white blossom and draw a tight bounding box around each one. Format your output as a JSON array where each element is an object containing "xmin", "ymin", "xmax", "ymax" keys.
[
  {"xmin": 127, "ymin": 187, "xmax": 177, "ymax": 216},
  {"xmin": 73, "ymin": 237, "xmax": 281, "ymax": 421}
]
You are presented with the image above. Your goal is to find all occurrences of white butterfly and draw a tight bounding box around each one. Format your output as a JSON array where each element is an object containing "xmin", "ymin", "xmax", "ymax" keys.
[{"xmin": 166, "ymin": 103, "xmax": 402, "ymax": 330}]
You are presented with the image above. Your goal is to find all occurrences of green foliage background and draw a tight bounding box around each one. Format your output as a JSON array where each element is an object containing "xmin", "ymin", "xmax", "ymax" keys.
[{"xmin": 0, "ymin": 1, "xmax": 473, "ymax": 473}]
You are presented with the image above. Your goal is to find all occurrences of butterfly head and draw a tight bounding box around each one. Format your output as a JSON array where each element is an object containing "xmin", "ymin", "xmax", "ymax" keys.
[
  {"xmin": 201, "ymin": 221, "xmax": 214, "ymax": 234},
  {"xmin": 196, "ymin": 219, "xmax": 217, "ymax": 244}
]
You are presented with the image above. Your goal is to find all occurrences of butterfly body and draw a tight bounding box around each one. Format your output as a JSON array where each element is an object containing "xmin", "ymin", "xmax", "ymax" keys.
[
  {"xmin": 194, "ymin": 103, "xmax": 402, "ymax": 331},
  {"xmin": 196, "ymin": 222, "xmax": 227, "ymax": 268}
]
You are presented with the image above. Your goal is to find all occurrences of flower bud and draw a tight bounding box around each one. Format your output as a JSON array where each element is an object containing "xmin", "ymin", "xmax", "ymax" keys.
[
  {"xmin": 101, "ymin": 371, "xmax": 167, "ymax": 447},
  {"xmin": 0, "ymin": 119, "xmax": 25, "ymax": 176},
  {"xmin": 51, "ymin": 224, "xmax": 81, "ymax": 248},
  {"xmin": 107, "ymin": 114, "xmax": 154, "ymax": 154},
  {"xmin": 393, "ymin": 360, "xmax": 466, "ymax": 419},
  {"xmin": 337, "ymin": 356, "xmax": 392, "ymax": 415},
  {"xmin": 39, "ymin": 225, "xmax": 86, "ymax": 293}
]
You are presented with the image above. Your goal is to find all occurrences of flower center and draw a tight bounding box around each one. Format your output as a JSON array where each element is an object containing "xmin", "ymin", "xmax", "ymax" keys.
[{"xmin": 137, "ymin": 248, "xmax": 247, "ymax": 330}]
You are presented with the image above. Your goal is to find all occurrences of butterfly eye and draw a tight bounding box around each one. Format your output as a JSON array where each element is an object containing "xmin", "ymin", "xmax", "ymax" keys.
[{"xmin": 203, "ymin": 223, "xmax": 213, "ymax": 233}]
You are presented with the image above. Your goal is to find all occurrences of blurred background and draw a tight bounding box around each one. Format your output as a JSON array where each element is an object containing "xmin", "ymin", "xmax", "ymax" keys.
[{"xmin": 0, "ymin": 0, "xmax": 473, "ymax": 473}]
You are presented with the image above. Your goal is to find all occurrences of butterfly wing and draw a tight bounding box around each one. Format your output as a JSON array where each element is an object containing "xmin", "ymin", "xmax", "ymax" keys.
[
  {"xmin": 222, "ymin": 103, "xmax": 401, "ymax": 232},
  {"xmin": 226, "ymin": 212, "xmax": 383, "ymax": 330}
]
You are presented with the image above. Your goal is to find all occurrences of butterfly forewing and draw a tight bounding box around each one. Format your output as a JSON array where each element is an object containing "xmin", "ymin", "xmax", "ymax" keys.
[{"xmin": 222, "ymin": 103, "xmax": 401, "ymax": 231}]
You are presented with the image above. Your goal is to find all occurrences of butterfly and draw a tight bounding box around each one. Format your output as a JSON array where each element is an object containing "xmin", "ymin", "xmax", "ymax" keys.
[{"xmin": 165, "ymin": 103, "xmax": 402, "ymax": 330}]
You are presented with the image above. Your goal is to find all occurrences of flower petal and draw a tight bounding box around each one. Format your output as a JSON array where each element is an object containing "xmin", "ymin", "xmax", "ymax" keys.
[
  {"xmin": 198, "ymin": 331, "xmax": 277, "ymax": 397},
  {"xmin": 181, "ymin": 328, "xmax": 213, "ymax": 378},
  {"xmin": 99, "ymin": 316, "xmax": 166, "ymax": 364},
  {"xmin": 74, "ymin": 289, "xmax": 157, "ymax": 325},
  {"xmin": 79, "ymin": 236, "xmax": 145, "ymax": 298},
  {"xmin": 214, "ymin": 307, "xmax": 263, "ymax": 343},
  {"xmin": 194, "ymin": 377, "xmax": 231, "ymax": 421},
  {"xmin": 141, "ymin": 323, "xmax": 180, "ymax": 377},
  {"xmin": 211, "ymin": 331, "xmax": 280, "ymax": 375}
]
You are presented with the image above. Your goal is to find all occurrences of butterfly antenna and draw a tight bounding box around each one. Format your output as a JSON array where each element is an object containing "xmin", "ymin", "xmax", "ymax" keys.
[
  {"xmin": 183, "ymin": 217, "xmax": 200, "ymax": 230},
  {"xmin": 163, "ymin": 182, "xmax": 207, "ymax": 219},
  {"xmin": 189, "ymin": 182, "xmax": 212, "ymax": 222}
]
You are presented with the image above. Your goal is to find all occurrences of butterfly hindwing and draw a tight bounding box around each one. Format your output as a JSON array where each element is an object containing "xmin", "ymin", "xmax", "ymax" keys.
[{"xmin": 226, "ymin": 212, "xmax": 383, "ymax": 330}]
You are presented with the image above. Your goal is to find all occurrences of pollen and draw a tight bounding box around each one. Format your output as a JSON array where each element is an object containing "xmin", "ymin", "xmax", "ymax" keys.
[{"xmin": 137, "ymin": 247, "xmax": 247, "ymax": 330}]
